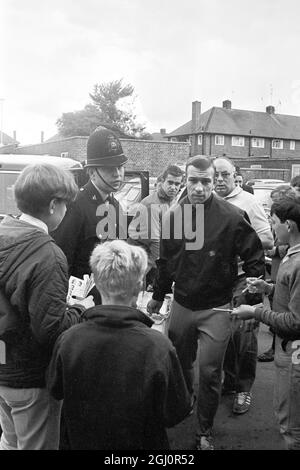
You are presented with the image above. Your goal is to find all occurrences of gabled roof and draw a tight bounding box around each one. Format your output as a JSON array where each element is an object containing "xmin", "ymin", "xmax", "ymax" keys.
[
  {"xmin": 168, "ymin": 106, "xmax": 300, "ymax": 140},
  {"xmin": 150, "ymin": 132, "xmax": 168, "ymax": 141},
  {"xmin": 44, "ymin": 133, "xmax": 64, "ymax": 143},
  {"xmin": 168, "ymin": 108, "xmax": 213, "ymax": 137}
]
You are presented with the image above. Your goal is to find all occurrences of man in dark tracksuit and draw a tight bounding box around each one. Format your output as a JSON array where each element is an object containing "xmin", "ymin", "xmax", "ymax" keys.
[
  {"xmin": 147, "ymin": 155, "xmax": 265, "ymax": 450},
  {"xmin": 52, "ymin": 126, "xmax": 128, "ymax": 304}
]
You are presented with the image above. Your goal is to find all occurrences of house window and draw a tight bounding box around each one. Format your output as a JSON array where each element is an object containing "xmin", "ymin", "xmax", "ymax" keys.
[
  {"xmin": 231, "ymin": 136, "xmax": 244, "ymax": 147},
  {"xmin": 272, "ymin": 139, "xmax": 283, "ymax": 149},
  {"xmin": 251, "ymin": 138, "xmax": 264, "ymax": 148},
  {"xmin": 290, "ymin": 140, "xmax": 296, "ymax": 150},
  {"xmin": 197, "ymin": 134, "xmax": 202, "ymax": 145},
  {"xmin": 170, "ymin": 138, "xmax": 177, "ymax": 142},
  {"xmin": 215, "ymin": 135, "xmax": 224, "ymax": 145}
]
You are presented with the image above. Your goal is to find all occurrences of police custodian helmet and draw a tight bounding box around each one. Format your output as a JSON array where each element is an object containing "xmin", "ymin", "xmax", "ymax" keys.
[{"xmin": 86, "ymin": 126, "xmax": 128, "ymax": 167}]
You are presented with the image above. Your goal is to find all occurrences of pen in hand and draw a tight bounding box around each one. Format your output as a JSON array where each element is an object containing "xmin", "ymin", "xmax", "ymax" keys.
[
  {"xmin": 212, "ymin": 308, "xmax": 233, "ymax": 313},
  {"xmin": 241, "ymin": 275, "xmax": 263, "ymax": 294}
]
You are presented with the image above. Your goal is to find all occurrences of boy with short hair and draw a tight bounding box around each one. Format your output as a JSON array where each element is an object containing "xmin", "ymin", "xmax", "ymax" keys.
[
  {"xmin": 232, "ymin": 196, "xmax": 300, "ymax": 449},
  {"xmin": 0, "ymin": 163, "xmax": 93, "ymax": 450},
  {"xmin": 48, "ymin": 240, "xmax": 190, "ymax": 450}
]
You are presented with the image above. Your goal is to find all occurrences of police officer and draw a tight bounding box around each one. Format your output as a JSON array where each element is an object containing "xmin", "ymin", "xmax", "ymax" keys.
[{"xmin": 52, "ymin": 126, "xmax": 128, "ymax": 304}]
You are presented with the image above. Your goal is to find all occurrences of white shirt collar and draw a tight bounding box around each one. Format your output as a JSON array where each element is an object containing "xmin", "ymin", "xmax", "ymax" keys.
[
  {"xmin": 19, "ymin": 213, "xmax": 48, "ymax": 234},
  {"xmin": 224, "ymin": 185, "xmax": 243, "ymax": 200}
]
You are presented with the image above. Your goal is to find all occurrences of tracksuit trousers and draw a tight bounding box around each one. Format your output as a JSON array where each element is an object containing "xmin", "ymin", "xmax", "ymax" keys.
[{"xmin": 168, "ymin": 299, "xmax": 231, "ymax": 436}]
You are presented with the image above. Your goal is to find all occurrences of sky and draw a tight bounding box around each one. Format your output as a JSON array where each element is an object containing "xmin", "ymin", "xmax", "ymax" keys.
[{"xmin": 2, "ymin": 0, "xmax": 300, "ymax": 145}]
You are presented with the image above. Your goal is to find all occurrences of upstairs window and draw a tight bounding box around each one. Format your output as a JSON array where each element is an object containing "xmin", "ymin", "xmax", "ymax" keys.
[
  {"xmin": 272, "ymin": 139, "xmax": 283, "ymax": 149},
  {"xmin": 251, "ymin": 138, "xmax": 264, "ymax": 148},
  {"xmin": 215, "ymin": 135, "xmax": 224, "ymax": 145},
  {"xmin": 197, "ymin": 134, "xmax": 202, "ymax": 145},
  {"xmin": 232, "ymin": 136, "xmax": 244, "ymax": 147},
  {"xmin": 290, "ymin": 140, "xmax": 296, "ymax": 150}
]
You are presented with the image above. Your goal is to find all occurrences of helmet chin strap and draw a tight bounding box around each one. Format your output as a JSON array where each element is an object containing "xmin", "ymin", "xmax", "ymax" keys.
[{"xmin": 95, "ymin": 168, "xmax": 119, "ymax": 193}]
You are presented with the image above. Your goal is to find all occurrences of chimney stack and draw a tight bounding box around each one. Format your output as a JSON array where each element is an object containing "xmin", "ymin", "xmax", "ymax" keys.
[
  {"xmin": 192, "ymin": 101, "xmax": 201, "ymax": 132},
  {"xmin": 266, "ymin": 105, "xmax": 275, "ymax": 114},
  {"xmin": 160, "ymin": 128, "xmax": 166, "ymax": 135},
  {"xmin": 222, "ymin": 100, "xmax": 232, "ymax": 109},
  {"xmin": 41, "ymin": 131, "xmax": 44, "ymax": 143},
  {"xmin": 13, "ymin": 130, "xmax": 17, "ymax": 141}
]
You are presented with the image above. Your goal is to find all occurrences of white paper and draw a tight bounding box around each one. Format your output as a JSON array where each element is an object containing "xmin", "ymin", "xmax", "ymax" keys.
[{"xmin": 67, "ymin": 274, "xmax": 95, "ymax": 302}]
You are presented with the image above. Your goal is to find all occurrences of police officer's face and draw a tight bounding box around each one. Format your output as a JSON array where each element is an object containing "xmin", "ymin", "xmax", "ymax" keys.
[
  {"xmin": 186, "ymin": 165, "xmax": 214, "ymax": 204},
  {"xmin": 93, "ymin": 165, "xmax": 124, "ymax": 192}
]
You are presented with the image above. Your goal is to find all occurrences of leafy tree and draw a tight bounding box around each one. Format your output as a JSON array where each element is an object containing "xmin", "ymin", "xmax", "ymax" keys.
[
  {"xmin": 56, "ymin": 79, "xmax": 150, "ymax": 138},
  {"xmin": 56, "ymin": 105, "xmax": 102, "ymax": 137}
]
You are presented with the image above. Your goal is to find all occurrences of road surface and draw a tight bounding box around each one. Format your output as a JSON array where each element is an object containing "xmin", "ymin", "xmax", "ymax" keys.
[{"xmin": 168, "ymin": 323, "xmax": 285, "ymax": 450}]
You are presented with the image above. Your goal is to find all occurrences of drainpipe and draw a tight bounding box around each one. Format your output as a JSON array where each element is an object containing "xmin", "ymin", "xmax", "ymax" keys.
[{"xmin": 249, "ymin": 130, "xmax": 251, "ymax": 157}]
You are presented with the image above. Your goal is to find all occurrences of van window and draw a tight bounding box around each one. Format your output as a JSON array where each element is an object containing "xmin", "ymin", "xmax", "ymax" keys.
[{"xmin": 0, "ymin": 171, "xmax": 20, "ymax": 216}]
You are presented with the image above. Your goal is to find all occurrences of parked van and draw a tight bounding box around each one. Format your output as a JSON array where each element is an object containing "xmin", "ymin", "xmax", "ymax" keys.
[
  {"xmin": 0, "ymin": 154, "xmax": 83, "ymax": 219},
  {"xmin": 0, "ymin": 154, "xmax": 150, "ymax": 222}
]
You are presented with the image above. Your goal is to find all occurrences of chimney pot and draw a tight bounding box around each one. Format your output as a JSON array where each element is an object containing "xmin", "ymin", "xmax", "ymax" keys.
[
  {"xmin": 13, "ymin": 130, "xmax": 17, "ymax": 141},
  {"xmin": 192, "ymin": 101, "xmax": 201, "ymax": 132},
  {"xmin": 222, "ymin": 100, "xmax": 232, "ymax": 109},
  {"xmin": 266, "ymin": 105, "xmax": 275, "ymax": 114},
  {"xmin": 41, "ymin": 131, "xmax": 44, "ymax": 143}
]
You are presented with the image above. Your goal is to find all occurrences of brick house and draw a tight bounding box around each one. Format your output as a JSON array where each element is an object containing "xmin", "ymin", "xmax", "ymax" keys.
[{"xmin": 167, "ymin": 100, "xmax": 300, "ymax": 180}]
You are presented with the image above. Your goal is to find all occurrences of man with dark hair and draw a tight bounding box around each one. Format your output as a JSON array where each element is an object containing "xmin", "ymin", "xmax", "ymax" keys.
[
  {"xmin": 233, "ymin": 196, "xmax": 300, "ymax": 450},
  {"xmin": 52, "ymin": 126, "xmax": 128, "ymax": 304},
  {"xmin": 128, "ymin": 164, "xmax": 184, "ymax": 285},
  {"xmin": 147, "ymin": 155, "xmax": 265, "ymax": 450},
  {"xmin": 235, "ymin": 174, "xmax": 254, "ymax": 194},
  {"xmin": 257, "ymin": 185, "xmax": 293, "ymax": 363}
]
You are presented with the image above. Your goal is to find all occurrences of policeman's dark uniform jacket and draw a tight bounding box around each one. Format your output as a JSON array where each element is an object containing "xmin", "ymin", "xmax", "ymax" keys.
[{"xmin": 52, "ymin": 127, "xmax": 128, "ymax": 303}]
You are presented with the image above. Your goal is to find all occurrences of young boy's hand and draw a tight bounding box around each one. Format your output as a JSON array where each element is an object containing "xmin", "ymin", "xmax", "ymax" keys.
[
  {"xmin": 231, "ymin": 304, "xmax": 256, "ymax": 320},
  {"xmin": 69, "ymin": 295, "xmax": 95, "ymax": 309}
]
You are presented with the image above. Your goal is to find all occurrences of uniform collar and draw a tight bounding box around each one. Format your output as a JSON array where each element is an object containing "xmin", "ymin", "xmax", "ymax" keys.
[{"xmin": 84, "ymin": 180, "xmax": 111, "ymax": 203}]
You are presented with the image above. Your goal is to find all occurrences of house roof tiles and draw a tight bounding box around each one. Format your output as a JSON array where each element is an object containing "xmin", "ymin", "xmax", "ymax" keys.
[{"xmin": 168, "ymin": 106, "xmax": 300, "ymax": 140}]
